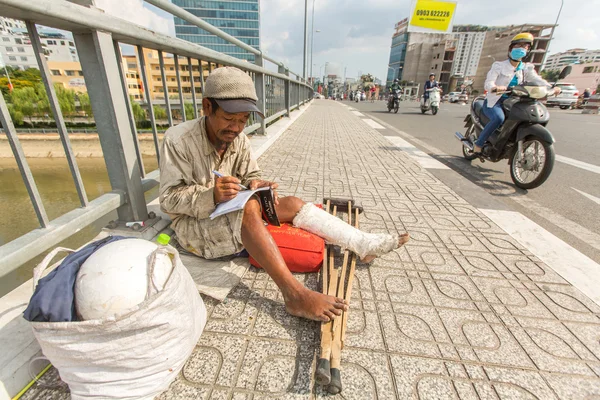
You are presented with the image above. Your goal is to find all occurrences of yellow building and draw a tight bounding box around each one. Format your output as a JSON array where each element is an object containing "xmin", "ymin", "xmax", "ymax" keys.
[
  {"xmin": 124, "ymin": 48, "xmax": 211, "ymax": 101},
  {"xmin": 47, "ymin": 48, "xmax": 214, "ymax": 102},
  {"xmin": 47, "ymin": 60, "xmax": 87, "ymax": 93}
]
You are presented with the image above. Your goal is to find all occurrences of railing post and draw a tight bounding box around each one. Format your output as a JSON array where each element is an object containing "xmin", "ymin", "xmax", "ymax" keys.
[
  {"xmin": 254, "ymin": 54, "xmax": 266, "ymax": 134},
  {"xmin": 74, "ymin": 29, "xmax": 148, "ymax": 222},
  {"xmin": 279, "ymin": 65, "xmax": 291, "ymax": 117},
  {"xmin": 158, "ymin": 51, "xmax": 174, "ymax": 127},
  {"xmin": 297, "ymin": 77, "xmax": 301, "ymax": 107}
]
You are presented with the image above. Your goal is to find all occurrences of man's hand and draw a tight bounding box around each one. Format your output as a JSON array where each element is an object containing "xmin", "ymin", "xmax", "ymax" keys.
[
  {"xmin": 249, "ymin": 179, "xmax": 280, "ymax": 205},
  {"xmin": 553, "ymin": 87, "xmax": 562, "ymax": 96},
  {"xmin": 213, "ymin": 176, "xmax": 242, "ymax": 204},
  {"xmin": 493, "ymin": 86, "xmax": 507, "ymax": 93}
]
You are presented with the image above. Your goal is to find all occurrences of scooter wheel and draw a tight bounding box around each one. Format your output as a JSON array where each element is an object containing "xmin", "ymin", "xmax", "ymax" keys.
[
  {"xmin": 510, "ymin": 138, "xmax": 555, "ymax": 189},
  {"xmin": 462, "ymin": 142, "xmax": 478, "ymax": 161}
]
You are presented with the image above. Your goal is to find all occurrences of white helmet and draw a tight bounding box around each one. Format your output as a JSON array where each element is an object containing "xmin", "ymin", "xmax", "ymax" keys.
[{"xmin": 75, "ymin": 239, "xmax": 174, "ymax": 320}]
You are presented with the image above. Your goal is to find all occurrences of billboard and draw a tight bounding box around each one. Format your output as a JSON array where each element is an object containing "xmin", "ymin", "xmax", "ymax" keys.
[
  {"xmin": 408, "ymin": 0, "xmax": 458, "ymax": 33},
  {"xmin": 394, "ymin": 18, "xmax": 409, "ymax": 35}
]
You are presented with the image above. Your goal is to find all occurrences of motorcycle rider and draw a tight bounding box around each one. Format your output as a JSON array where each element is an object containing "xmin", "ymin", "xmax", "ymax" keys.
[
  {"xmin": 473, "ymin": 32, "xmax": 561, "ymax": 154},
  {"xmin": 388, "ymin": 79, "xmax": 401, "ymax": 108},
  {"xmin": 423, "ymin": 73, "xmax": 440, "ymax": 104}
]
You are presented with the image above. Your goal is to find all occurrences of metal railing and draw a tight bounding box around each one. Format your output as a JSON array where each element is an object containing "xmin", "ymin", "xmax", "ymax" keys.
[{"xmin": 0, "ymin": 0, "xmax": 312, "ymax": 290}]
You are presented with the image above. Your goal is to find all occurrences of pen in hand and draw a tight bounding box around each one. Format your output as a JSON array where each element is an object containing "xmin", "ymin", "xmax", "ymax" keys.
[{"xmin": 212, "ymin": 170, "xmax": 248, "ymax": 190}]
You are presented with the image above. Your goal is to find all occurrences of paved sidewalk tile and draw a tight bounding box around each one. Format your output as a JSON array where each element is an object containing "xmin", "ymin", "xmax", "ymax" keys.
[{"xmin": 23, "ymin": 101, "xmax": 600, "ymax": 399}]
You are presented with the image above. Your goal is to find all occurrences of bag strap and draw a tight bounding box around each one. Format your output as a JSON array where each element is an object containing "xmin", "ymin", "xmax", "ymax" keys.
[
  {"xmin": 32, "ymin": 247, "xmax": 75, "ymax": 292},
  {"xmin": 146, "ymin": 244, "xmax": 178, "ymax": 298}
]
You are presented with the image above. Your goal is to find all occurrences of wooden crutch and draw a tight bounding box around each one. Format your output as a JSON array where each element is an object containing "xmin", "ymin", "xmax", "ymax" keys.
[
  {"xmin": 327, "ymin": 201, "xmax": 353, "ymax": 394},
  {"xmin": 315, "ymin": 202, "xmax": 335, "ymax": 385},
  {"xmin": 315, "ymin": 199, "xmax": 363, "ymax": 389},
  {"xmin": 341, "ymin": 207, "xmax": 359, "ymax": 347}
]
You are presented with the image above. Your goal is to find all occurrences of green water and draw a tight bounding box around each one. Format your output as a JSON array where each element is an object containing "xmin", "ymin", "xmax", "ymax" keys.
[{"xmin": 0, "ymin": 156, "xmax": 159, "ymax": 296}]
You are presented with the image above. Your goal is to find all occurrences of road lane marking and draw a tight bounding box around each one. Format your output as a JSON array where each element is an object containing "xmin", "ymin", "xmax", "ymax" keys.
[
  {"xmin": 506, "ymin": 193, "xmax": 600, "ymax": 252},
  {"xmin": 573, "ymin": 188, "xmax": 600, "ymax": 206},
  {"xmin": 385, "ymin": 136, "xmax": 449, "ymax": 170},
  {"xmin": 365, "ymin": 112, "xmax": 600, "ymax": 253},
  {"xmin": 556, "ymin": 155, "xmax": 600, "ymax": 175},
  {"xmin": 362, "ymin": 118, "xmax": 385, "ymax": 130},
  {"xmin": 481, "ymin": 209, "xmax": 600, "ymax": 306},
  {"xmin": 351, "ymin": 111, "xmax": 365, "ymax": 117}
]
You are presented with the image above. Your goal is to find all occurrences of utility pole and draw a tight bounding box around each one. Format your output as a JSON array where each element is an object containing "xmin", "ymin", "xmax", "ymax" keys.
[
  {"xmin": 542, "ymin": 0, "xmax": 565, "ymax": 68},
  {"xmin": 0, "ymin": 54, "xmax": 13, "ymax": 92},
  {"xmin": 303, "ymin": 0, "xmax": 308, "ymax": 80},
  {"xmin": 309, "ymin": 0, "xmax": 316, "ymax": 83}
]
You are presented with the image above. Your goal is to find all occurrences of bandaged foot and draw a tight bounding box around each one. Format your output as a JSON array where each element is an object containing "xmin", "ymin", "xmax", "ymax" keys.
[{"xmin": 292, "ymin": 203, "xmax": 409, "ymax": 261}]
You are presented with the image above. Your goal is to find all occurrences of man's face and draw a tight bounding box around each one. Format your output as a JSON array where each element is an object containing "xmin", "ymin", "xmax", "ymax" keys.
[
  {"xmin": 204, "ymin": 100, "xmax": 250, "ymax": 143},
  {"xmin": 429, "ymin": 76, "xmax": 435, "ymax": 81}
]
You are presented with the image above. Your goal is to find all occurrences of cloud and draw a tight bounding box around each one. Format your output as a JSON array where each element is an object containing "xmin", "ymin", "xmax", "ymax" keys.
[
  {"xmin": 576, "ymin": 28, "xmax": 598, "ymax": 42},
  {"xmin": 94, "ymin": 0, "xmax": 175, "ymax": 36},
  {"xmin": 261, "ymin": 0, "xmax": 600, "ymax": 82},
  {"xmin": 96, "ymin": 0, "xmax": 600, "ymax": 83}
]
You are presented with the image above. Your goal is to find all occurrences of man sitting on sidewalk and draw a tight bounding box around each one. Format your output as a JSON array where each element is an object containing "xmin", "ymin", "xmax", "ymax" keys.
[{"xmin": 159, "ymin": 66, "xmax": 409, "ymax": 322}]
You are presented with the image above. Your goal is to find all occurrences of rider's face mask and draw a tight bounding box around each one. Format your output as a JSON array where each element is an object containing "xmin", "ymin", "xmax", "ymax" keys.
[{"xmin": 510, "ymin": 47, "xmax": 527, "ymax": 60}]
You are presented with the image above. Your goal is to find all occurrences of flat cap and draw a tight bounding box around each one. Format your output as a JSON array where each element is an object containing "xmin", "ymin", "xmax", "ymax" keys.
[{"xmin": 204, "ymin": 66, "xmax": 263, "ymax": 117}]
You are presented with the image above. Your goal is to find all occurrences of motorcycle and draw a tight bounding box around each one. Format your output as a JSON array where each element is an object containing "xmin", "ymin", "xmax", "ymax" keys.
[
  {"xmin": 454, "ymin": 83, "xmax": 557, "ymax": 189},
  {"xmin": 387, "ymin": 89, "xmax": 400, "ymax": 113},
  {"xmin": 575, "ymin": 94, "xmax": 589, "ymax": 110},
  {"xmin": 421, "ymin": 87, "xmax": 441, "ymax": 115}
]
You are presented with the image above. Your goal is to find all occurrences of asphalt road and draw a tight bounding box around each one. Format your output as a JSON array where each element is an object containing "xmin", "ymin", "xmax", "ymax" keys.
[{"xmin": 350, "ymin": 98, "xmax": 600, "ymax": 264}]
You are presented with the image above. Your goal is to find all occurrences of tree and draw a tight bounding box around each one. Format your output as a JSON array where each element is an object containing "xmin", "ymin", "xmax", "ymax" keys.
[
  {"xmin": 541, "ymin": 69, "xmax": 560, "ymax": 83},
  {"xmin": 54, "ymin": 84, "xmax": 76, "ymax": 121},
  {"xmin": 78, "ymin": 92, "xmax": 93, "ymax": 121},
  {"xmin": 153, "ymin": 105, "xmax": 167, "ymax": 120},
  {"xmin": 360, "ymin": 73, "xmax": 374, "ymax": 83},
  {"xmin": 7, "ymin": 104, "xmax": 24, "ymax": 126},
  {"xmin": 130, "ymin": 97, "xmax": 146, "ymax": 128},
  {"xmin": 0, "ymin": 67, "xmax": 42, "ymax": 96},
  {"xmin": 9, "ymin": 87, "xmax": 37, "ymax": 123},
  {"xmin": 184, "ymin": 103, "xmax": 195, "ymax": 120},
  {"xmin": 34, "ymin": 83, "xmax": 50, "ymax": 118}
]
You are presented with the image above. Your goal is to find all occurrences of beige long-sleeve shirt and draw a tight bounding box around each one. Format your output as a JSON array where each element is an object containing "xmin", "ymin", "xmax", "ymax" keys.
[{"xmin": 159, "ymin": 117, "xmax": 261, "ymax": 258}]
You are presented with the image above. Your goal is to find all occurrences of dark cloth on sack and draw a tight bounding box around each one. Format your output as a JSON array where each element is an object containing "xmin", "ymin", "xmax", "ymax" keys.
[{"xmin": 23, "ymin": 235, "xmax": 130, "ymax": 322}]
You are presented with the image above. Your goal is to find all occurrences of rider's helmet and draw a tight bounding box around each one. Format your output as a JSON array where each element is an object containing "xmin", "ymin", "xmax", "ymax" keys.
[
  {"xmin": 429, "ymin": 73, "xmax": 435, "ymax": 78},
  {"xmin": 509, "ymin": 32, "xmax": 534, "ymax": 49},
  {"xmin": 393, "ymin": 79, "xmax": 399, "ymax": 83}
]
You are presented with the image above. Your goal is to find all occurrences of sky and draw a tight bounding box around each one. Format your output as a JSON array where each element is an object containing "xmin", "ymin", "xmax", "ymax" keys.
[{"xmin": 95, "ymin": 0, "xmax": 600, "ymax": 82}]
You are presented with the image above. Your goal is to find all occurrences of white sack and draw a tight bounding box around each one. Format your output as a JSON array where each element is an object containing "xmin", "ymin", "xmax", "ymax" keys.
[{"xmin": 30, "ymin": 244, "xmax": 206, "ymax": 400}]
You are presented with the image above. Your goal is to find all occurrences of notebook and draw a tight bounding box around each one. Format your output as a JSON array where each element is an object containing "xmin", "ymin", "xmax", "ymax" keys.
[{"xmin": 209, "ymin": 186, "xmax": 280, "ymax": 226}]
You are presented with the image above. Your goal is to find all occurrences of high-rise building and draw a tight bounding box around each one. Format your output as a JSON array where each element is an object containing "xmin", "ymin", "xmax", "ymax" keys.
[
  {"xmin": 429, "ymin": 38, "xmax": 457, "ymax": 94},
  {"xmin": 544, "ymin": 49, "xmax": 600, "ymax": 71},
  {"xmin": 451, "ymin": 27, "xmax": 487, "ymax": 79},
  {"xmin": 387, "ymin": 18, "xmax": 455, "ymax": 92},
  {"xmin": 387, "ymin": 18, "xmax": 409, "ymax": 85},
  {"xmin": 172, "ymin": 0, "xmax": 260, "ymax": 62},
  {"xmin": 0, "ymin": 17, "xmax": 79, "ymax": 71},
  {"xmin": 0, "ymin": 16, "xmax": 25, "ymax": 33},
  {"xmin": 122, "ymin": 49, "xmax": 207, "ymax": 101},
  {"xmin": 401, "ymin": 33, "xmax": 454, "ymax": 95}
]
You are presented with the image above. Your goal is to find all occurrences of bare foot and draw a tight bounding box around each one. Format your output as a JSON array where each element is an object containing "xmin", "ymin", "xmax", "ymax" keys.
[
  {"xmin": 283, "ymin": 288, "xmax": 348, "ymax": 322},
  {"xmin": 360, "ymin": 233, "xmax": 410, "ymax": 263}
]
